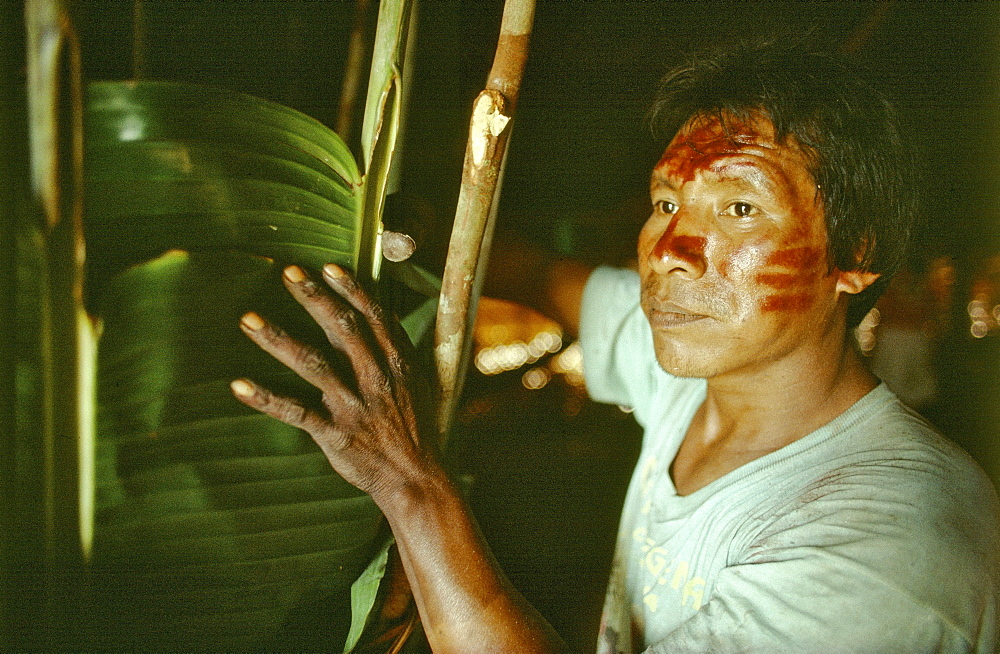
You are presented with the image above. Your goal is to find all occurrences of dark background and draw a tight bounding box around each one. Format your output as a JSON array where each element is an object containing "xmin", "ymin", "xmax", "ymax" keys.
[{"xmin": 76, "ymin": 2, "xmax": 1000, "ymax": 650}]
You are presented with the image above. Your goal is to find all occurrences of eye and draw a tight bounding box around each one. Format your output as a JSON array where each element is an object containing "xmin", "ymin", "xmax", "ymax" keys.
[
  {"xmin": 655, "ymin": 200, "xmax": 678, "ymax": 215},
  {"xmin": 724, "ymin": 202, "xmax": 758, "ymax": 218}
]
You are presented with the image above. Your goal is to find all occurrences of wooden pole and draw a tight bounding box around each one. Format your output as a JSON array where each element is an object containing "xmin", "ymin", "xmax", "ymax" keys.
[{"xmin": 435, "ymin": 0, "xmax": 535, "ymax": 441}]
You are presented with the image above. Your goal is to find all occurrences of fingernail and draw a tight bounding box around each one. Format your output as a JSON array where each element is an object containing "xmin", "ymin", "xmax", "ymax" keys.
[
  {"xmin": 231, "ymin": 379, "xmax": 255, "ymax": 397},
  {"xmin": 323, "ymin": 263, "xmax": 345, "ymax": 279},
  {"xmin": 284, "ymin": 265, "xmax": 306, "ymax": 283},
  {"xmin": 241, "ymin": 312, "xmax": 264, "ymax": 331}
]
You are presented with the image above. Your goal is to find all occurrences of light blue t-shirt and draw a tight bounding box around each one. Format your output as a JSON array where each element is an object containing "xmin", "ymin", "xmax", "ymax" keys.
[{"xmin": 581, "ymin": 267, "xmax": 1000, "ymax": 653}]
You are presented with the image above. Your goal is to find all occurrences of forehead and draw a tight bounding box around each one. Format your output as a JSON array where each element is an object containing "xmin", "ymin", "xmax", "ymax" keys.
[{"xmin": 651, "ymin": 114, "xmax": 815, "ymax": 191}]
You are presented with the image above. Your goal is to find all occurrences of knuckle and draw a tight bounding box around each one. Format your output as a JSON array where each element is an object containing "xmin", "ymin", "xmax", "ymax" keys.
[
  {"xmin": 295, "ymin": 347, "xmax": 330, "ymax": 377},
  {"xmin": 253, "ymin": 322, "xmax": 283, "ymax": 345},
  {"xmin": 388, "ymin": 353, "xmax": 410, "ymax": 377},
  {"xmin": 335, "ymin": 309, "xmax": 361, "ymax": 336},
  {"xmin": 371, "ymin": 375, "xmax": 393, "ymax": 399},
  {"xmin": 367, "ymin": 300, "xmax": 387, "ymax": 324},
  {"xmin": 297, "ymin": 276, "xmax": 323, "ymax": 297},
  {"xmin": 280, "ymin": 401, "xmax": 310, "ymax": 427}
]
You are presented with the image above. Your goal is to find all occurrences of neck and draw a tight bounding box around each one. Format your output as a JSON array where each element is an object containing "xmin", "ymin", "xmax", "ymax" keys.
[{"xmin": 698, "ymin": 333, "xmax": 878, "ymax": 454}]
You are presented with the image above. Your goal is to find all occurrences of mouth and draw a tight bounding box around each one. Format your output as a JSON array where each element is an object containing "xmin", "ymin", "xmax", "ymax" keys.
[{"xmin": 646, "ymin": 303, "xmax": 709, "ymax": 328}]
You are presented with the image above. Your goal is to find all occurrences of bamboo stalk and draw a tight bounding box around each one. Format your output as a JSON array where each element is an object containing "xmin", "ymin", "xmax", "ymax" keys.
[
  {"xmin": 24, "ymin": 0, "xmax": 93, "ymax": 647},
  {"xmin": 434, "ymin": 0, "xmax": 535, "ymax": 440}
]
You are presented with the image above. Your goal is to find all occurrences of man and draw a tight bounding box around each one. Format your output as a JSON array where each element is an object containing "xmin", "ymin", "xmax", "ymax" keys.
[{"xmin": 230, "ymin": 42, "xmax": 1000, "ymax": 652}]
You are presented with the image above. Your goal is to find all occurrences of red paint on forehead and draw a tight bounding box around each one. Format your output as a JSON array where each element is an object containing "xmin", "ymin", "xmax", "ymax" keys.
[{"xmin": 656, "ymin": 119, "xmax": 763, "ymax": 184}]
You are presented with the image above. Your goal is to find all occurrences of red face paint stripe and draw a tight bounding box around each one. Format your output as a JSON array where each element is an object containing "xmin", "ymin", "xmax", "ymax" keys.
[
  {"xmin": 755, "ymin": 272, "xmax": 805, "ymax": 289},
  {"xmin": 761, "ymin": 294, "xmax": 814, "ymax": 312},
  {"xmin": 653, "ymin": 234, "xmax": 706, "ymax": 266},
  {"xmin": 765, "ymin": 246, "xmax": 824, "ymax": 269}
]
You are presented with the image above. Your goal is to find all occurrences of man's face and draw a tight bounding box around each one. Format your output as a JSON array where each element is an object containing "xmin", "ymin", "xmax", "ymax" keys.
[{"xmin": 638, "ymin": 114, "xmax": 844, "ymax": 379}]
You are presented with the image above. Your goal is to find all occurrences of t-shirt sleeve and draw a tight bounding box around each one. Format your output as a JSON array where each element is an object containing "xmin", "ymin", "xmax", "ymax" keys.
[{"xmin": 579, "ymin": 266, "xmax": 663, "ymax": 425}]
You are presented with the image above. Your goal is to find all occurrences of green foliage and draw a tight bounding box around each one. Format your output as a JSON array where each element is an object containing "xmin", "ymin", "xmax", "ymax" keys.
[
  {"xmin": 3, "ymin": 0, "xmax": 428, "ymax": 648},
  {"xmin": 77, "ymin": 1, "xmax": 424, "ymax": 648}
]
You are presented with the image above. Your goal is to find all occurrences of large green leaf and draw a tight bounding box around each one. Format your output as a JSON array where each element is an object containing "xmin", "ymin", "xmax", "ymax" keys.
[
  {"xmin": 76, "ymin": 0, "xmax": 430, "ymax": 647},
  {"xmin": 84, "ymin": 81, "xmax": 363, "ymax": 300},
  {"xmin": 89, "ymin": 251, "xmax": 386, "ymax": 650},
  {"xmin": 82, "ymin": 82, "xmax": 400, "ymax": 651}
]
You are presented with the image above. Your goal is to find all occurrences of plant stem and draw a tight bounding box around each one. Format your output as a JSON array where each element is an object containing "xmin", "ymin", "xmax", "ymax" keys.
[{"xmin": 434, "ymin": 0, "xmax": 535, "ymax": 441}]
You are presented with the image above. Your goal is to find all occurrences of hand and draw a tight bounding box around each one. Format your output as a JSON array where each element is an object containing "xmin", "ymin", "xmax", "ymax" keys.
[
  {"xmin": 230, "ymin": 263, "xmax": 432, "ymax": 504},
  {"xmin": 232, "ymin": 266, "xmax": 566, "ymax": 654}
]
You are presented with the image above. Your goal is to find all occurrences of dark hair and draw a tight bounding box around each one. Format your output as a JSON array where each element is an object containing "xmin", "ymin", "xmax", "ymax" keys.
[{"xmin": 648, "ymin": 40, "xmax": 919, "ymax": 329}]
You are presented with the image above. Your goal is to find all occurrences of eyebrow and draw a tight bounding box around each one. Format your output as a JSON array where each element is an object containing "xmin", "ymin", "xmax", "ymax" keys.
[
  {"xmin": 712, "ymin": 161, "xmax": 780, "ymax": 194},
  {"xmin": 651, "ymin": 158, "xmax": 781, "ymax": 196},
  {"xmin": 649, "ymin": 173, "xmax": 677, "ymax": 191}
]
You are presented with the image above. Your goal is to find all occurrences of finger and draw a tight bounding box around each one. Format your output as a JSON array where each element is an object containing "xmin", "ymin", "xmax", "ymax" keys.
[
  {"xmin": 239, "ymin": 310, "xmax": 354, "ymax": 402},
  {"xmin": 282, "ymin": 265, "xmax": 392, "ymax": 380},
  {"xmin": 230, "ymin": 378, "xmax": 336, "ymax": 440},
  {"xmin": 320, "ymin": 263, "xmax": 406, "ymax": 374}
]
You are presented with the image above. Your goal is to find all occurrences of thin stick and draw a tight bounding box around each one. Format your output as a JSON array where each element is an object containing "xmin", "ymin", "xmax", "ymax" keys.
[
  {"xmin": 132, "ymin": 0, "xmax": 146, "ymax": 79},
  {"xmin": 336, "ymin": 0, "xmax": 371, "ymax": 140},
  {"xmin": 434, "ymin": 0, "xmax": 535, "ymax": 440}
]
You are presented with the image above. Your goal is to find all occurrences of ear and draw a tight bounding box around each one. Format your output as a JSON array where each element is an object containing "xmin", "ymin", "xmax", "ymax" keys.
[{"xmin": 836, "ymin": 269, "xmax": 880, "ymax": 296}]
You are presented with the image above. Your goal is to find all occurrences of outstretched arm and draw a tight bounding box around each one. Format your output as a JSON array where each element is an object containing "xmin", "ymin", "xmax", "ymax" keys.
[
  {"xmin": 484, "ymin": 236, "xmax": 593, "ymax": 336},
  {"xmin": 230, "ymin": 262, "xmax": 567, "ymax": 654}
]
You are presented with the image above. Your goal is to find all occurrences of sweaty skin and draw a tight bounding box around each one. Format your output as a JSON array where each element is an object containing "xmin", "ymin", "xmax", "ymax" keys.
[{"xmin": 230, "ymin": 113, "xmax": 882, "ymax": 648}]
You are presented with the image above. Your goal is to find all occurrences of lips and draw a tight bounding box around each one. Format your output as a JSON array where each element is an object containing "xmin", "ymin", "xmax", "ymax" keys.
[{"xmin": 645, "ymin": 302, "xmax": 709, "ymax": 328}]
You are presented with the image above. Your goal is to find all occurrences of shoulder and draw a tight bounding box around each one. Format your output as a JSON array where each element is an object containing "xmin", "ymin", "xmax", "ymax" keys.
[
  {"xmin": 743, "ymin": 392, "xmax": 1000, "ymax": 647},
  {"xmin": 761, "ymin": 390, "xmax": 999, "ymax": 559}
]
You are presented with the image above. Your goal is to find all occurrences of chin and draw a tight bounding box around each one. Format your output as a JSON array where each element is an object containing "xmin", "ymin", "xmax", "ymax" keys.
[{"xmin": 651, "ymin": 339, "xmax": 719, "ymax": 379}]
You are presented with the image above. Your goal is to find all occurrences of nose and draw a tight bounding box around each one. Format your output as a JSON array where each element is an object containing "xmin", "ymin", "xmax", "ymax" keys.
[{"xmin": 646, "ymin": 209, "xmax": 707, "ymax": 279}]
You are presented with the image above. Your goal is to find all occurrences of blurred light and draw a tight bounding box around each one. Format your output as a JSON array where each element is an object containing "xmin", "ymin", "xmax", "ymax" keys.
[
  {"xmin": 971, "ymin": 320, "xmax": 989, "ymax": 338},
  {"xmin": 118, "ymin": 115, "xmax": 145, "ymax": 141},
  {"xmin": 486, "ymin": 323, "xmax": 511, "ymax": 343},
  {"xmin": 522, "ymin": 367, "xmax": 551, "ymax": 390},
  {"xmin": 552, "ymin": 341, "xmax": 583, "ymax": 374},
  {"xmin": 474, "ymin": 330, "xmax": 564, "ymax": 376},
  {"xmin": 854, "ymin": 307, "xmax": 880, "ymax": 354},
  {"xmin": 472, "ymin": 297, "xmax": 565, "ymax": 375},
  {"xmin": 551, "ymin": 341, "xmax": 586, "ymax": 388},
  {"xmin": 563, "ymin": 394, "xmax": 583, "ymax": 417},
  {"xmin": 618, "ymin": 405, "xmax": 634, "ymax": 414},
  {"xmin": 475, "ymin": 349, "xmax": 498, "ymax": 374}
]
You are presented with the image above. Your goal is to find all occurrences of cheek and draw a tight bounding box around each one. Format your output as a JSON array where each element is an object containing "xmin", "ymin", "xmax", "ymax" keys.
[
  {"xmin": 754, "ymin": 244, "xmax": 831, "ymax": 313},
  {"xmin": 719, "ymin": 237, "xmax": 830, "ymax": 315},
  {"xmin": 718, "ymin": 243, "xmax": 763, "ymax": 280}
]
